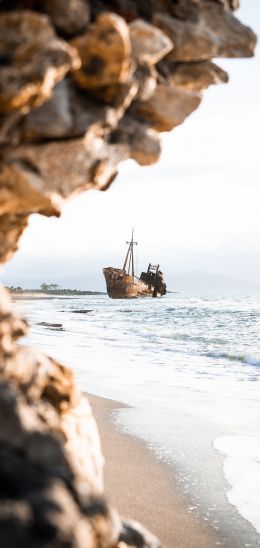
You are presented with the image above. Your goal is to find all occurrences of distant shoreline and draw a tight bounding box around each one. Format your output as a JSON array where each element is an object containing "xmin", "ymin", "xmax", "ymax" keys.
[{"xmin": 9, "ymin": 290, "xmax": 106, "ymax": 298}]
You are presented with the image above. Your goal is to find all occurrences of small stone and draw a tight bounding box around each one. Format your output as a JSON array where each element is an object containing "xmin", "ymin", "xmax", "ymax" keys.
[
  {"xmin": 0, "ymin": 10, "xmax": 55, "ymax": 53},
  {"xmin": 21, "ymin": 79, "xmax": 73, "ymax": 141},
  {"xmin": 93, "ymin": 80, "xmax": 139, "ymax": 122},
  {"xmin": 131, "ymin": 83, "xmax": 201, "ymax": 132},
  {"xmin": 158, "ymin": 59, "xmax": 229, "ymax": 91},
  {"xmin": 111, "ymin": 115, "xmax": 161, "ymax": 165},
  {"xmin": 71, "ymin": 12, "xmax": 132, "ymax": 90},
  {"xmin": 129, "ymin": 18, "xmax": 173, "ymax": 65},
  {"xmin": 0, "ymin": 11, "xmax": 80, "ymax": 113},
  {"xmin": 119, "ymin": 519, "xmax": 162, "ymax": 548},
  {"xmin": 43, "ymin": 0, "xmax": 90, "ymax": 37}
]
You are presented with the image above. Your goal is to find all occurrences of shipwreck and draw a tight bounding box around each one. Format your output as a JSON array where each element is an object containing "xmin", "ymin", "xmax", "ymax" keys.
[{"xmin": 103, "ymin": 231, "xmax": 167, "ymax": 299}]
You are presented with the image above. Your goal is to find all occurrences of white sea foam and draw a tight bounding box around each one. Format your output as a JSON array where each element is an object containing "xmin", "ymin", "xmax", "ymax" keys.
[{"xmin": 214, "ymin": 436, "xmax": 260, "ymax": 534}]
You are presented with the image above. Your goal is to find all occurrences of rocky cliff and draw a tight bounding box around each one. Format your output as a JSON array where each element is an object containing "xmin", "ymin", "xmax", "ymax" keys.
[{"xmin": 0, "ymin": 1, "xmax": 256, "ymax": 546}]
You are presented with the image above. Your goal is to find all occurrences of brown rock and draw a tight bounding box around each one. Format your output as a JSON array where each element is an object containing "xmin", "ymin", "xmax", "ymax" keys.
[
  {"xmin": 131, "ymin": 127, "xmax": 161, "ymax": 165},
  {"xmin": 118, "ymin": 519, "xmax": 161, "ymax": 547},
  {"xmin": 0, "ymin": 11, "xmax": 80, "ymax": 113},
  {"xmin": 21, "ymin": 79, "xmax": 73, "ymax": 142},
  {"xmin": 0, "ymin": 111, "xmax": 25, "ymax": 147},
  {"xmin": 0, "ymin": 10, "xmax": 55, "ymax": 53},
  {"xmin": 217, "ymin": 0, "xmax": 240, "ymax": 10},
  {"xmin": 43, "ymin": 0, "xmax": 90, "ymax": 37},
  {"xmin": 153, "ymin": 0, "xmax": 239, "ymax": 20},
  {"xmin": 71, "ymin": 12, "xmax": 132, "ymax": 90},
  {"xmin": 111, "ymin": 115, "xmax": 161, "ymax": 165},
  {"xmin": 0, "ymin": 162, "xmax": 60, "ymax": 217},
  {"xmin": 0, "ymin": 213, "xmax": 28, "ymax": 264},
  {"xmin": 6, "ymin": 135, "xmax": 119, "ymax": 198},
  {"xmin": 154, "ymin": 2, "xmax": 257, "ymax": 61},
  {"xmin": 0, "ymin": 286, "xmax": 28, "ymax": 352},
  {"xmin": 158, "ymin": 59, "xmax": 229, "ymax": 91},
  {"xmin": 134, "ymin": 64, "xmax": 157, "ymax": 102},
  {"xmin": 21, "ymin": 78, "xmax": 122, "ymax": 142},
  {"xmin": 87, "ymin": 79, "xmax": 139, "ymax": 114},
  {"xmin": 129, "ymin": 18, "xmax": 173, "ymax": 65},
  {"xmin": 131, "ymin": 83, "xmax": 201, "ymax": 132}
]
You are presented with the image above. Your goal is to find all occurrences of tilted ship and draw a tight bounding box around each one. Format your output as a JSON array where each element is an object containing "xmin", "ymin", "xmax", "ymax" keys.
[{"xmin": 103, "ymin": 231, "xmax": 167, "ymax": 299}]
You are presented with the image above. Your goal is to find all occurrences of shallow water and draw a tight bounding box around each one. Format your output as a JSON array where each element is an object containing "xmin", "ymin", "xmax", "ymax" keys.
[{"xmin": 17, "ymin": 292, "xmax": 260, "ymax": 547}]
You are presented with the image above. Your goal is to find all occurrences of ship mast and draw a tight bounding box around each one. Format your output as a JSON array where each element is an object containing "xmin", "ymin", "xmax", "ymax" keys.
[{"xmin": 123, "ymin": 229, "xmax": 137, "ymax": 276}]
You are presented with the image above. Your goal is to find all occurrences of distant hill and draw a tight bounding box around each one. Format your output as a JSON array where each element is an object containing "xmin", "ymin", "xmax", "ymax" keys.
[{"xmin": 171, "ymin": 271, "xmax": 260, "ymax": 292}]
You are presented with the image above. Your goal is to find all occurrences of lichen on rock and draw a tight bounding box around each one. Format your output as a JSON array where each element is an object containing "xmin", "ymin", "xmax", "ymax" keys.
[{"xmin": 0, "ymin": 1, "xmax": 257, "ymax": 546}]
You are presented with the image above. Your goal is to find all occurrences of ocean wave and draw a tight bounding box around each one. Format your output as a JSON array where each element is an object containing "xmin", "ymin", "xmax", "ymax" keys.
[
  {"xmin": 140, "ymin": 326, "xmax": 227, "ymax": 345},
  {"xmin": 205, "ymin": 349, "xmax": 260, "ymax": 368},
  {"xmin": 165, "ymin": 305, "xmax": 260, "ymax": 319}
]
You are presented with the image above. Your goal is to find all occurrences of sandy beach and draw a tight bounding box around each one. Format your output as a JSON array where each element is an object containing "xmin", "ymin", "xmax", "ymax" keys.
[
  {"xmin": 13, "ymin": 292, "xmax": 59, "ymax": 299},
  {"xmin": 88, "ymin": 393, "xmax": 221, "ymax": 548}
]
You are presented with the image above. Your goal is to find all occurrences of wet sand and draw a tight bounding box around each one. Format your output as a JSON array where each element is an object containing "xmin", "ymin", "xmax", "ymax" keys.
[{"xmin": 88, "ymin": 393, "xmax": 221, "ymax": 548}]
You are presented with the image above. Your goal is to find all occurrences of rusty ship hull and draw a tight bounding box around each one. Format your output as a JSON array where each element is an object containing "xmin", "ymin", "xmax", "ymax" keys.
[
  {"xmin": 103, "ymin": 268, "xmax": 153, "ymax": 299},
  {"xmin": 103, "ymin": 231, "xmax": 167, "ymax": 300}
]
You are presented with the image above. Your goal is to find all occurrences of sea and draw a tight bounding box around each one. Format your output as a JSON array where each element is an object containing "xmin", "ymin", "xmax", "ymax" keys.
[{"xmin": 16, "ymin": 291, "xmax": 260, "ymax": 547}]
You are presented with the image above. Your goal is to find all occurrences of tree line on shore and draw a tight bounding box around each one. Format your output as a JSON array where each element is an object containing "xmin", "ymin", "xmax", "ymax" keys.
[{"xmin": 6, "ymin": 283, "xmax": 105, "ymax": 295}]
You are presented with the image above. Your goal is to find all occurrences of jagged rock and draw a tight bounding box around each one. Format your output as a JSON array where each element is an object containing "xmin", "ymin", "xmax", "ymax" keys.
[
  {"xmin": 111, "ymin": 115, "xmax": 161, "ymax": 165},
  {"xmin": 158, "ymin": 59, "xmax": 229, "ymax": 91},
  {"xmin": 71, "ymin": 13, "xmax": 132, "ymax": 90},
  {"xmin": 0, "ymin": 10, "xmax": 55, "ymax": 52},
  {"xmin": 0, "ymin": 11, "xmax": 80, "ymax": 113},
  {"xmin": 6, "ymin": 135, "xmax": 120, "ymax": 199},
  {"xmin": 0, "ymin": 162, "xmax": 60, "ymax": 216},
  {"xmin": 43, "ymin": 0, "xmax": 90, "ymax": 37},
  {"xmin": 21, "ymin": 79, "xmax": 73, "ymax": 142},
  {"xmin": 0, "ymin": 3, "xmax": 257, "ymax": 547},
  {"xmin": 20, "ymin": 79, "xmax": 119, "ymax": 143},
  {"xmin": 131, "ymin": 83, "xmax": 201, "ymax": 132},
  {"xmin": 118, "ymin": 519, "xmax": 161, "ymax": 547},
  {"xmin": 129, "ymin": 19, "xmax": 173, "ymax": 65},
  {"xmin": 134, "ymin": 64, "xmax": 157, "ymax": 102},
  {"xmin": 0, "ymin": 213, "xmax": 28, "ymax": 264},
  {"xmin": 0, "ymin": 286, "xmax": 28, "ymax": 352},
  {"xmin": 90, "ymin": 79, "xmax": 139, "ymax": 115},
  {"xmin": 218, "ymin": 0, "xmax": 240, "ymax": 10},
  {"xmin": 154, "ymin": 2, "xmax": 257, "ymax": 61},
  {"xmin": 154, "ymin": 0, "xmax": 239, "ymax": 20}
]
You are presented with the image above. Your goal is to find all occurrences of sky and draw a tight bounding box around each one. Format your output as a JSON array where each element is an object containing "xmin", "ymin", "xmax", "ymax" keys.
[{"xmin": 2, "ymin": 1, "xmax": 260, "ymax": 290}]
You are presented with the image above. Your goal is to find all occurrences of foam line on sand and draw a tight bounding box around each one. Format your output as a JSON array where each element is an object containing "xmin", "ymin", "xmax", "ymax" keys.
[{"xmin": 87, "ymin": 393, "xmax": 221, "ymax": 548}]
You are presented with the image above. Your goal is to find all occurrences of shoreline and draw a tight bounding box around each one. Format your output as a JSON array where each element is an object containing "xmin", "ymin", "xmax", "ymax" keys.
[
  {"xmin": 87, "ymin": 393, "xmax": 221, "ymax": 548},
  {"xmin": 10, "ymin": 292, "xmax": 105, "ymax": 299}
]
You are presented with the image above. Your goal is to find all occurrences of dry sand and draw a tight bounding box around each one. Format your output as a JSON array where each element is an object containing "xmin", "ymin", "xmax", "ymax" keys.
[{"xmin": 88, "ymin": 393, "xmax": 221, "ymax": 548}]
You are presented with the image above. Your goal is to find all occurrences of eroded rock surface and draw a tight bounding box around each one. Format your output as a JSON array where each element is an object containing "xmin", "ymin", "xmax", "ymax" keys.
[
  {"xmin": 0, "ymin": 1, "xmax": 257, "ymax": 546},
  {"xmin": 0, "ymin": 1, "xmax": 256, "ymax": 263}
]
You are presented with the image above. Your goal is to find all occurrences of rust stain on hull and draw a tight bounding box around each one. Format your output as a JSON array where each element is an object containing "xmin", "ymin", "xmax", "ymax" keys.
[{"xmin": 103, "ymin": 268, "xmax": 153, "ymax": 299}]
